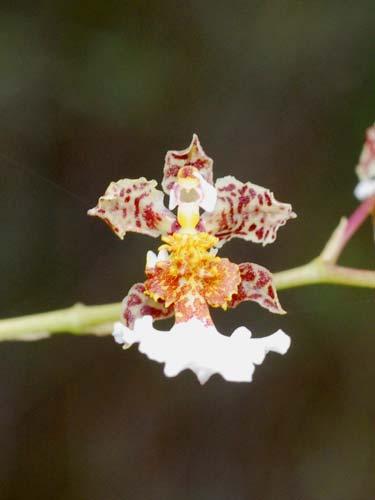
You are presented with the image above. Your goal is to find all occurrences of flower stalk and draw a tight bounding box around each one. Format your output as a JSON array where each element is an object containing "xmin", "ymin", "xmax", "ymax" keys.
[
  {"xmin": 277, "ymin": 195, "xmax": 375, "ymax": 290},
  {"xmin": 274, "ymin": 259, "xmax": 375, "ymax": 290},
  {"xmin": 0, "ymin": 303, "xmax": 120, "ymax": 342}
]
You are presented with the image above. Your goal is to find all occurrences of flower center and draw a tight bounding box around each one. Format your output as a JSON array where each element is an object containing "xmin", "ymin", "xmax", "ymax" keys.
[
  {"xmin": 144, "ymin": 232, "xmax": 241, "ymax": 325},
  {"xmin": 160, "ymin": 232, "xmax": 220, "ymax": 282}
]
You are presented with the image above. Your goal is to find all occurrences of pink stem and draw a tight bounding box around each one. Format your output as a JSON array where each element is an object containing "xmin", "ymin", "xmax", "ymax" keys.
[{"xmin": 341, "ymin": 195, "xmax": 375, "ymax": 249}]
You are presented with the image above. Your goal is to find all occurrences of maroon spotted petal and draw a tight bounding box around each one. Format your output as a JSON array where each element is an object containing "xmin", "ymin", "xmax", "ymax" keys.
[
  {"xmin": 229, "ymin": 263, "xmax": 285, "ymax": 314},
  {"xmin": 88, "ymin": 177, "xmax": 177, "ymax": 239},
  {"xmin": 162, "ymin": 134, "xmax": 213, "ymax": 194},
  {"xmin": 201, "ymin": 175, "xmax": 296, "ymax": 247},
  {"xmin": 122, "ymin": 283, "xmax": 174, "ymax": 329}
]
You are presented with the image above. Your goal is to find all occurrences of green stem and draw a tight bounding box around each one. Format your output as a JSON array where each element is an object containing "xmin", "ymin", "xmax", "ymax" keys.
[
  {"xmin": 275, "ymin": 259, "xmax": 375, "ymax": 290},
  {"xmin": 274, "ymin": 260, "xmax": 322, "ymax": 290},
  {"xmin": 0, "ymin": 303, "xmax": 121, "ymax": 342}
]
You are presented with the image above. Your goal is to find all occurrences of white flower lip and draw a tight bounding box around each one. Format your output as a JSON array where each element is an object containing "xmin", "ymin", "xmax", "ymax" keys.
[
  {"xmin": 354, "ymin": 179, "xmax": 375, "ymax": 200},
  {"xmin": 113, "ymin": 316, "xmax": 290, "ymax": 384}
]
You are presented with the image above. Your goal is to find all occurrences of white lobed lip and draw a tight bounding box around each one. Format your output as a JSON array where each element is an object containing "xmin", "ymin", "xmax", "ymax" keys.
[
  {"xmin": 354, "ymin": 179, "xmax": 375, "ymax": 200},
  {"xmin": 113, "ymin": 316, "xmax": 290, "ymax": 384}
]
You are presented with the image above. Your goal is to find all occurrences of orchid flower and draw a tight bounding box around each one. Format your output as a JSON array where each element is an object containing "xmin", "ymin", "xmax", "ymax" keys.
[
  {"xmin": 354, "ymin": 123, "xmax": 375, "ymax": 201},
  {"xmin": 89, "ymin": 135, "xmax": 296, "ymax": 384}
]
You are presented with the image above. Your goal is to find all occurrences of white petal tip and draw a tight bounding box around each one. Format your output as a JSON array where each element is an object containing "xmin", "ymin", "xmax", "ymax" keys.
[
  {"xmin": 197, "ymin": 370, "xmax": 213, "ymax": 385},
  {"xmin": 113, "ymin": 322, "xmax": 127, "ymax": 344},
  {"xmin": 269, "ymin": 329, "xmax": 291, "ymax": 355},
  {"xmin": 168, "ymin": 187, "xmax": 178, "ymax": 210},
  {"xmin": 354, "ymin": 179, "xmax": 375, "ymax": 200},
  {"xmin": 157, "ymin": 248, "xmax": 169, "ymax": 262},
  {"xmin": 146, "ymin": 250, "xmax": 157, "ymax": 269}
]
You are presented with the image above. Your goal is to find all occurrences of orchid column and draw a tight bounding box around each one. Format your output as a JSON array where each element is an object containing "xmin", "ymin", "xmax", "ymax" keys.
[{"xmin": 89, "ymin": 135, "xmax": 296, "ymax": 383}]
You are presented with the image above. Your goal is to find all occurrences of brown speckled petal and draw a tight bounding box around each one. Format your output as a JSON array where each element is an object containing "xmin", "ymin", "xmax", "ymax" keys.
[
  {"xmin": 162, "ymin": 134, "xmax": 213, "ymax": 194},
  {"xmin": 229, "ymin": 262, "xmax": 285, "ymax": 314},
  {"xmin": 88, "ymin": 177, "xmax": 177, "ymax": 239},
  {"xmin": 202, "ymin": 175, "xmax": 296, "ymax": 247},
  {"xmin": 122, "ymin": 283, "xmax": 173, "ymax": 329}
]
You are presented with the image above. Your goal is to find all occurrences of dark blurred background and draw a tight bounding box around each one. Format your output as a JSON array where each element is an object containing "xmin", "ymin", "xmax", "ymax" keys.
[{"xmin": 0, "ymin": 1, "xmax": 374, "ymax": 499}]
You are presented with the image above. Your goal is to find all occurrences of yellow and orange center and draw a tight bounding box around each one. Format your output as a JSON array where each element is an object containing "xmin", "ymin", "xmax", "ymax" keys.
[{"xmin": 144, "ymin": 232, "xmax": 240, "ymax": 325}]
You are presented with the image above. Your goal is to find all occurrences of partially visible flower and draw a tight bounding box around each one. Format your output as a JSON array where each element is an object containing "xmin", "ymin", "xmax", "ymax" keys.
[
  {"xmin": 89, "ymin": 135, "xmax": 296, "ymax": 384},
  {"xmin": 354, "ymin": 123, "xmax": 375, "ymax": 201}
]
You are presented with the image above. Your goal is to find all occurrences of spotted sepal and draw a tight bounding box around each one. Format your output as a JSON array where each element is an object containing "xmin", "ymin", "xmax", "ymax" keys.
[
  {"xmin": 162, "ymin": 134, "xmax": 213, "ymax": 194},
  {"xmin": 88, "ymin": 177, "xmax": 177, "ymax": 239},
  {"xmin": 122, "ymin": 283, "xmax": 174, "ymax": 329},
  {"xmin": 201, "ymin": 175, "xmax": 296, "ymax": 247},
  {"xmin": 229, "ymin": 262, "xmax": 285, "ymax": 314}
]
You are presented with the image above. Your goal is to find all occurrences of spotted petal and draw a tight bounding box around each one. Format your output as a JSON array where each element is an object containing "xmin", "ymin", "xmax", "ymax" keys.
[
  {"xmin": 229, "ymin": 263, "xmax": 285, "ymax": 314},
  {"xmin": 88, "ymin": 178, "xmax": 177, "ymax": 239},
  {"xmin": 162, "ymin": 134, "xmax": 213, "ymax": 194},
  {"xmin": 201, "ymin": 175, "xmax": 296, "ymax": 247},
  {"xmin": 121, "ymin": 283, "xmax": 173, "ymax": 330}
]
